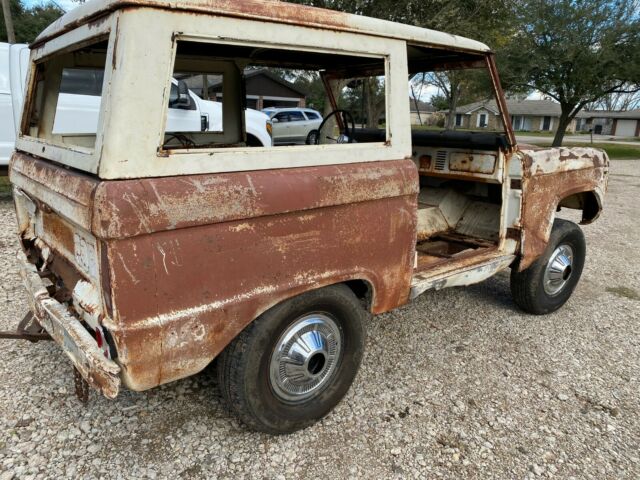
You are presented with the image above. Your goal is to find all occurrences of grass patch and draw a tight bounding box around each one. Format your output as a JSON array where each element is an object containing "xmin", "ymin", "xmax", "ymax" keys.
[
  {"xmin": 514, "ymin": 131, "xmax": 557, "ymax": 137},
  {"xmin": 0, "ymin": 176, "xmax": 11, "ymax": 200}
]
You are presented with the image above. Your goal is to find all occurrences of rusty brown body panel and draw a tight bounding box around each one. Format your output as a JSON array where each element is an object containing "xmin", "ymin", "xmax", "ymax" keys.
[
  {"xmin": 12, "ymin": 154, "xmax": 419, "ymax": 391},
  {"xmin": 518, "ymin": 146, "xmax": 608, "ymax": 270},
  {"xmin": 92, "ymin": 160, "xmax": 418, "ymax": 239},
  {"xmin": 108, "ymin": 195, "xmax": 417, "ymax": 390},
  {"xmin": 10, "ymin": 153, "xmax": 99, "ymax": 231},
  {"xmin": 103, "ymin": 161, "xmax": 418, "ymax": 390}
]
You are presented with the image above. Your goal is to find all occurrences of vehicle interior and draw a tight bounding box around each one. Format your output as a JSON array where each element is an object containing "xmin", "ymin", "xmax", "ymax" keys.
[
  {"xmin": 265, "ymin": 42, "xmax": 513, "ymax": 275},
  {"xmin": 397, "ymin": 44, "xmax": 511, "ymax": 273}
]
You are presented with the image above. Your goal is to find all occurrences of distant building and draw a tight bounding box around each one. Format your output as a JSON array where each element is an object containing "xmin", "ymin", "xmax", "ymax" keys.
[
  {"xmin": 180, "ymin": 69, "xmax": 307, "ymax": 110},
  {"xmin": 576, "ymin": 110, "xmax": 640, "ymax": 137},
  {"xmin": 448, "ymin": 99, "xmax": 585, "ymax": 133},
  {"xmin": 409, "ymin": 99, "xmax": 436, "ymax": 125}
]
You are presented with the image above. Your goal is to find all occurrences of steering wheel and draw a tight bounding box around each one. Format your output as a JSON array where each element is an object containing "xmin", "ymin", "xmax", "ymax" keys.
[{"xmin": 315, "ymin": 109, "xmax": 356, "ymax": 145}]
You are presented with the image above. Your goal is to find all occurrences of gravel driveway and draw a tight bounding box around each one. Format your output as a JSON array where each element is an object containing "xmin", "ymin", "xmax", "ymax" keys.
[{"xmin": 1, "ymin": 161, "xmax": 639, "ymax": 480}]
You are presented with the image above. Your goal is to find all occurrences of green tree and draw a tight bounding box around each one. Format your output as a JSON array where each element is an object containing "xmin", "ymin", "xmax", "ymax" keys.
[
  {"xmin": 287, "ymin": 0, "xmax": 519, "ymax": 128},
  {"xmin": 429, "ymin": 94, "xmax": 449, "ymax": 112},
  {"xmin": 499, "ymin": 0, "xmax": 640, "ymax": 146},
  {"xmin": 1, "ymin": 0, "xmax": 64, "ymax": 44}
]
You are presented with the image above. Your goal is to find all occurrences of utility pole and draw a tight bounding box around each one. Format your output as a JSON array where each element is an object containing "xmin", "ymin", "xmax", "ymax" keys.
[{"xmin": 1, "ymin": 0, "xmax": 16, "ymax": 44}]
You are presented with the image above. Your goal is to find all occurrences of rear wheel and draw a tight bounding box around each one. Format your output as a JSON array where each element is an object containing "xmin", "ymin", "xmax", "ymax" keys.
[
  {"xmin": 305, "ymin": 130, "xmax": 319, "ymax": 145},
  {"xmin": 217, "ymin": 284, "xmax": 366, "ymax": 433},
  {"xmin": 511, "ymin": 219, "xmax": 586, "ymax": 314}
]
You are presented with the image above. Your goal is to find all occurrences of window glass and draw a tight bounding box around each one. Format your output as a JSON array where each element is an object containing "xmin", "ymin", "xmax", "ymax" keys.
[
  {"xmin": 59, "ymin": 68, "xmax": 104, "ymax": 96},
  {"xmin": 288, "ymin": 111, "xmax": 305, "ymax": 122},
  {"xmin": 162, "ymin": 40, "xmax": 387, "ymax": 150}
]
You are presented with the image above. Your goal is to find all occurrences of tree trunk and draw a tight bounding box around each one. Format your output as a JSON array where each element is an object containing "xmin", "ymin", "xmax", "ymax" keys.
[
  {"xmin": 446, "ymin": 86, "xmax": 460, "ymax": 130},
  {"xmin": 1, "ymin": 0, "xmax": 16, "ymax": 44},
  {"xmin": 551, "ymin": 105, "xmax": 575, "ymax": 147},
  {"xmin": 322, "ymin": 79, "xmax": 346, "ymax": 117}
]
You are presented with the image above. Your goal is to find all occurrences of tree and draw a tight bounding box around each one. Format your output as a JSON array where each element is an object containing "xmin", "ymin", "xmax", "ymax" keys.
[
  {"xmin": 288, "ymin": 0, "xmax": 519, "ymax": 128},
  {"xmin": 1, "ymin": 0, "xmax": 64, "ymax": 44},
  {"xmin": 499, "ymin": 0, "xmax": 640, "ymax": 146},
  {"xmin": 586, "ymin": 86, "xmax": 640, "ymax": 111},
  {"xmin": 1, "ymin": 0, "xmax": 15, "ymax": 43},
  {"xmin": 429, "ymin": 94, "xmax": 449, "ymax": 111}
]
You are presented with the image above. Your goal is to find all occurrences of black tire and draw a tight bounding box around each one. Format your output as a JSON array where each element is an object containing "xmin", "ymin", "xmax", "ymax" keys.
[
  {"xmin": 305, "ymin": 129, "xmax": 319, "ymax": 145},
  {"xmin": 217, "ymin": 284, "xmax": 366, "ymax": 434},
  {"xmin": 511, "ymin": 219, "xmax": 586, "ymax": 315}
]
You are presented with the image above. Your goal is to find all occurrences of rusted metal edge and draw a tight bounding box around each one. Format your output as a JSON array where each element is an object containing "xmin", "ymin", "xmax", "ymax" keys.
[
  {"xmin": 31, "ymin": 1, "xmax": 491, "ymax": 57},
  {"xmin": 486, "ymin": 54, "xmax": 516, "ymax": 151},
  {"xmin": 17, "ymin": 249, "xmax": 121, "ymax": 399},
  {"xmin": 0, "ymin": 312, "xmax": 52, "ymax": 342},
  {"xmin": 411, "ymin": 254, "xmax": 515, "ymax": 299}
]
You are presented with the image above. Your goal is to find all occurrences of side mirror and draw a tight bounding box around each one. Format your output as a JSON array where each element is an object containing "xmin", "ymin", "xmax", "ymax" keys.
[
  {"xmin": 173, "ymin": 80, "xmax": 192, "ymax": 108},
  {"xmin": 271, "ymin": 117, "xmax": 279, "ymax": 123}
]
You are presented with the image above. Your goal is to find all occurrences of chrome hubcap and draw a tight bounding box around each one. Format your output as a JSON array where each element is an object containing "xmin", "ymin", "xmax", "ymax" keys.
[
  {"xmin": 543, "ymin": 244, "xmax": 574, "ymax": 296},
  {"xmin": 269, "ymin": 314, "xmax": 342, "ymax": 403}
]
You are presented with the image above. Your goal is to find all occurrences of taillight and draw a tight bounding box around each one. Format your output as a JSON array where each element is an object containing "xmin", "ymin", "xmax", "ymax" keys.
[{"xmin": 266, "ymin": 121, "xmax": 273, "ymax": 137}]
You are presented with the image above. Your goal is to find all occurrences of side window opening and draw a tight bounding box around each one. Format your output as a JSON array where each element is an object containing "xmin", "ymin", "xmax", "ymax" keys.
[{"xmin": 162, "ymin": 40, "xmax": 387, "ymax": 151}]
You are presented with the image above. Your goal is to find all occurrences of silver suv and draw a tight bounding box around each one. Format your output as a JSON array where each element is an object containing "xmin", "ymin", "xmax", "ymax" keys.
[{"xmin": 263, "ymin": 107, "xmax": 323, "ymax": 145}]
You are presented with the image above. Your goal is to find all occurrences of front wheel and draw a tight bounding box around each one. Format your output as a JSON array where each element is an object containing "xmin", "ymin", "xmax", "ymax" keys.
[
  {"xmin": 217, "ymin": 284, "xmax": 366, "ymax": 433},
  {"xmin": 511, "ymin": 219, "xmax": 586, "ymax": 315}
]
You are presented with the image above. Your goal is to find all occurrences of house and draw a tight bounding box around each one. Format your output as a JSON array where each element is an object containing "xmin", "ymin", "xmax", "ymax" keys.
[
  {"xmin": 449, "ymin": 99, "xmax": 583, "ymax": 133},
  {"xmin": 576, "ymin": 110, "xmax": 640, "ymax": 137},
  {"xmin": 180, "ymin": 69, "xmax": 307, "ymax": 110},
  {"xmin": 409, "ymin": 99, "xmax": 436, "ymax": 125}
]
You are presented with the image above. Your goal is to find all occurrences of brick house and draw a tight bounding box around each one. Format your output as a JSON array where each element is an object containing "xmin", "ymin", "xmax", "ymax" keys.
[{"xmin": 449, "ymin": 99, "xmax": 582, "ymax": 133}]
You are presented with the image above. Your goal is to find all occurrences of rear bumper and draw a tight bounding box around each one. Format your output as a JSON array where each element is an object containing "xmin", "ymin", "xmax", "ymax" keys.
[{"xmin": 17, "ymin": 248, "xmax": 121, "ymax": 398}]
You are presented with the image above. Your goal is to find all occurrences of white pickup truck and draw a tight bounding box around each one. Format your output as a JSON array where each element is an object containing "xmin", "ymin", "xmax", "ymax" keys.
[{"xmin": 0, "ymin": 43, "xmax": 272, "ymax": 169}]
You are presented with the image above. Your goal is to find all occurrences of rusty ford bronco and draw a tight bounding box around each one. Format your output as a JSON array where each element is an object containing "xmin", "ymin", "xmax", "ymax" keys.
[{"xmin": 3, "ymin": 0, "xmax": 608, "ymax": 433}]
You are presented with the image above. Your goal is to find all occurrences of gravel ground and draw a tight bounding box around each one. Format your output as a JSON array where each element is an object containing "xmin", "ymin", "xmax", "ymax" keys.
[{"xmin": 1, "ymin": 161, "xmax": 639, "ymax": 480}]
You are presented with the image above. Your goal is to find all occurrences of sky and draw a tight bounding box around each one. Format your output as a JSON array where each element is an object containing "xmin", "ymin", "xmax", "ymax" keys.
[{"xmin": 23, "ymin": 0, "xmax": 77, "ymax": 11}]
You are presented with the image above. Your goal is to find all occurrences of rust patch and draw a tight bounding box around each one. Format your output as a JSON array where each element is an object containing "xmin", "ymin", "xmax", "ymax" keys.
[
  {"xmin": 519, "ymin": 167, "xmax": 606, "ymax": 270},
  {"xmin": 40, "ymin": 210, "xmax": 75, "ymax": 255},
  {"xmin": 517, "ymin": 145, "xmax": 609, "ymax": 270},
  {"xmin": 93, "ymin": 159, "xmax": 418, "ymax": 239}
]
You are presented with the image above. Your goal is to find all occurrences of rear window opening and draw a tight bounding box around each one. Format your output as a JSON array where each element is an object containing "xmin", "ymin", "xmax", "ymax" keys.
[
  {"xmin": 22, "ymin": 38, "xmax": 109, "ymax": 151},
  {"xmin": 162, "ymin": 39, "xmax": 388, "ymax": 150}
]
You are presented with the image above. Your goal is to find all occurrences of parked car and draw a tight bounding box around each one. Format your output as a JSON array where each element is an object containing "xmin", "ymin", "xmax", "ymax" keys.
[
  {"xmin": 3, "ymin": 0, "xmax": 608, "ymax": 434},
  {"xmin": 0, "ymin": 43, "xmax": 271, "ymax": 171},
  {"xmin": 263, "ymin": 107, "xmax": 323, "ymax": 144}
]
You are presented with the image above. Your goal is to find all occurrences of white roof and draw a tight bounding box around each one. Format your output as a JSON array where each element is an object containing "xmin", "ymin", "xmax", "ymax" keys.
[{"xmin": 34, "ymin": 0, "xmax": 491, "ymax": 53}]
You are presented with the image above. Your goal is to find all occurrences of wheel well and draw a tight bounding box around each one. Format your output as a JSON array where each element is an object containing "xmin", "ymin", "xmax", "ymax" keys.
[
  {"xmin": 344, "ymin": 279, "xmax": 373, "ymax": 311},
  {"xmin": 558, "ymin": 191, "xmax": 601, "ymax": 224},
  {"xmin": 246, "ymin": 133, "xmax": 263, "ymax": 147}
]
